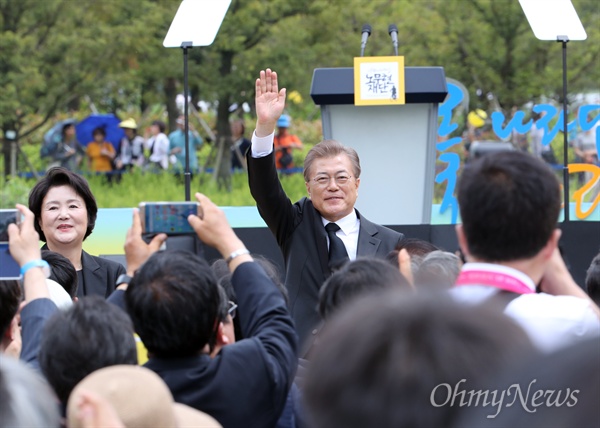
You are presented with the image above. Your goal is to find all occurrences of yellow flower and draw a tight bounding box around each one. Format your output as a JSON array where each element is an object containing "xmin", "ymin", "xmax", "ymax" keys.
[{"xmin": 288, "ymin": 90, "xmax": 303, "ymax": 105}]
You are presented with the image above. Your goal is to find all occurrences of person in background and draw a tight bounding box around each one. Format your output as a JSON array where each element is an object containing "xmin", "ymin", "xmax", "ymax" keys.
[
  {"xmin": 573, "ymin": 119, "xmax": 600, "ymax": 200},
  {"xmin": 39, "ymin": 296, "xmax": 137, "ymax": 409},
  {"xmin": 42, "ymin": 249, "xmax": 78, "ymax": 299},
  {"xmin": 119, "ymin": 193, "xmax": 297, "ymax": 428},
  {"xmin": 413, "ymin": 250, "xmax": 462, "ymax": 290},
  {"xmin": 67, "ymin": 366, "xmax": 221, "ymax": 428},
  {"xmin": 304, "ymin": 291, "xmax": 536, "ymax": 428},
  {"xmin": 0, "ymin": 280, "xmax": 22, "ymax": 358},
  {"xmin": 86, "ymin": 127, "xmax": 116, "ymax": 183},
  {"xmin": 50, "ymin": 122, "xmax": 85, "ymax": 171},
  {"xmin": 453, "ymin": 151, "xmax": 600, "ymax": 353},
  {"xmin": 169, "ymin": 115, "xmax": 203, "ymax": 177},
  {"xmin": 231, "ymin": 119, "xmax": 252, "ymax": 170},
  {"xmin": 145, "ymin": 120, "xmax": 170, "ymax": 171},
  {"xmin": 530, "ymin": 111, "xmax": 557, "ymax": 165},
  {"xmin": 0, "ymin": 356, "xmax": 60, "ymax": 428},
  {"xmin": 586, "ymin": 252, "xmax": 600, "ymax": 307},
  {"xmin": 273, "ymin": 114, "xmax": 303, "ymax": 170},
  {"xmin": 115, "ymin": 118, "xmax": 145, "ymax": 173}
]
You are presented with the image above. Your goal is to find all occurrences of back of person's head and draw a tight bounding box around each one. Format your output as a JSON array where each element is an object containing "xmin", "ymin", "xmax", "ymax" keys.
[
  {"xmin": 39, "ymin": 296, "xmax": 137, "ymax": 404},
  {"xmin": 212, "ymin": 255, "xmax": 287, "ymax": 341},
  {"xmin": 42, "ymin": 250, "xmax": 77, "ymax": 298},
  {"xmin": 305, "ymin": 291, "xmax": 536, "ymax": 428},
  {"xmin": 414, "ymin": 250, "xmax": 462, "ymax": 290},
  {"xmin": 67, "ymin": 365, "xmax": 222, "ymax": 428},
  {"xmin": 0, "ymin": 280, "xmax": 21, "ymax": 340},
  {"xmin": 585, "ymin": 252, "xmax": 600, "ymax": 306},
  {"xmin": 395, "ymin": 237, "xmax": 440, "ymax": 257},
  {"xmin": 0, "ymin": 355, "xmax": 60, "ymax": 427},
  {"xmin": 386, "ymin": 238, "xmax": 440, "ymax": 272},
  {"xmin": 126, "ymin": 250, "xmax": 220, "ymax": 358},
  {"xmin": 318, "ymin": 257, "xmax": 410, "ymax": 320},
  {"xmin": 303, "ymin": 139, "xmax": 361, "ymax": 182},
  {"xmin": 457, "ymin": 151, "xmax": 560, "ymax": 262}
]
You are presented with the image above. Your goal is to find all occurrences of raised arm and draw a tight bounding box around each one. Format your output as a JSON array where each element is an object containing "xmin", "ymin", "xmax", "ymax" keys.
[
  {"xmin": 8, "ymin": 204, "xmax": 56, "ymax": 368},
  {"xmin": 8, "ymin": 205, "xmax": 51, "ymax": 303},
  {"xmin": 187, "ymin": 193, "xmax": 253, "ymax": 271},
  {"xmin": 255, "ymin": 69, "xmax": 287, "ymax": 138}
]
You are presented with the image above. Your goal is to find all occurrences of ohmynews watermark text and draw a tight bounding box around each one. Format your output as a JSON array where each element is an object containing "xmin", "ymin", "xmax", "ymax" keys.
[{"xmin": 430, "ymin": 379, "xmax": 579, "ymax": 418}]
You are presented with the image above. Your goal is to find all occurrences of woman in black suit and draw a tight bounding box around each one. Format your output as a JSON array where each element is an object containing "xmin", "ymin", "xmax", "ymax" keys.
[{"xmin": 28, "ymin": 167, "xmax": 125, "ymax": 298}]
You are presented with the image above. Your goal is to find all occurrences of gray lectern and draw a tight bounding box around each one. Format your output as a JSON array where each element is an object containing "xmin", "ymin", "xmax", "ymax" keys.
[{"xmin": 310, "ymin": 67, "xmax": 447, "ymax": 225}]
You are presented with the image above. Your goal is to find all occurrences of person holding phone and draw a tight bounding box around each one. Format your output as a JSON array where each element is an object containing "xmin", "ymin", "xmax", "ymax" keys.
[{"xmin": 28, "ymin": 167, "xmax": 126, "ymax": 298}]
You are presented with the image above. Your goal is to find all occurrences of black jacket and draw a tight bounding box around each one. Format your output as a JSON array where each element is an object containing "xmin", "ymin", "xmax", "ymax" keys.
[
  {"xmin": 248, "ymin": 151, "xmax": 403, "ymax": 347},
  {"xmin": 144, "ymin": 262, "xmax": 298, "ymax": 428}
]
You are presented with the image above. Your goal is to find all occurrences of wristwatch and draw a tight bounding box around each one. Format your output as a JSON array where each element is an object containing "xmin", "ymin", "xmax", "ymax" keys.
[{"xmin": 116, "ymin": 274, "xmax": 133, "ymax": 287}]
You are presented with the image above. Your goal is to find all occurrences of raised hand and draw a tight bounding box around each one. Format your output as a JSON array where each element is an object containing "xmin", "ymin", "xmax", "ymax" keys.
[
  {"xmin": 124, "ymin": 209, "xmax": 167, "ymax": 277},
  {"xmin": 255, "ymin": 69, "xmax": 286, "ymax": 137},
  {"xmin": 187, "ymin": 193, "xmax": 243, "ymax": 255},
  {"xmin": 7, "ymin": 204, "xmax": 41, "ymax": 267}
]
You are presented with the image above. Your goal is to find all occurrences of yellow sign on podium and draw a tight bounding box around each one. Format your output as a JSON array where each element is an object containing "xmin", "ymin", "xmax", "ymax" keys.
[{"xmin": 354, "ymin": 56, "xmax": 405, "ymax": 106}]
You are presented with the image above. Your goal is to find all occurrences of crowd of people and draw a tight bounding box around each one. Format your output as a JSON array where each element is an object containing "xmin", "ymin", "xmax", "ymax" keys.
[
  {"xmin": 44, "ymin": 110, "xmax": 305, "ymax": 183},
  {"xmin": 2, "ymin": 68, "xmax": 599, "ymax": 428}
]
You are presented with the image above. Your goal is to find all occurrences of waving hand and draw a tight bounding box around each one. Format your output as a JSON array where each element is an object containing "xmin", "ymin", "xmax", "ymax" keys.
[{"xmin": 255, "ymin": 69, "xmax": 286, "ymax": 137}]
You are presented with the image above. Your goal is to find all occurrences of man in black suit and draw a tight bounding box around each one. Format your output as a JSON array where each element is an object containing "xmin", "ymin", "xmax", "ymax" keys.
[
  {"xmin": 248, "ymin": 68, "xmax": 404, "ymax": 347},
  {"xmin": 122, "ymin": 193, "xmax": 297, "ymax": 428}
]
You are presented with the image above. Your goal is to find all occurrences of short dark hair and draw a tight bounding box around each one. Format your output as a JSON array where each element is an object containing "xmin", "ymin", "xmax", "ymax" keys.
[
  {"xmin": 125, "ymin": 251, "xmax": 221, "ymax": 358},
  {"xmin": 305, "ymin": 291, "xmax": 536, "ymax": 428},
  {"xmin": 457, "ymin": 151, "xmax": 560, "ymax": 261},
  {"xmin": 586, "ymin": 252, "xmax": 600, "ymax": 306},
  {"xmin": 42, "ymin": 250, "xmax": 77, "ymax": 298},
  {"xmin": 39, "ymin": 296, "xmax": 137, "ymax": 404},
  {"xmin": 318, "ymin": 257, "xmax": 410, "ymax": 320},
  {"xmin": 303, "ymin": 140, "xmax": 361, "ymax": 182},
  {"xmin": 61, "ymin": 123, "xmax": 75, "ymax": 137},
  {"xmin": 212, "ymin": 255, "xmax": 287, "ymax": 341},
  {"xmin": 152, "ymin": 120, "xmax": 166, "ymax": 133},
  {"xmin": 395, "ymin": 237, "xmax": 440, "ymax": 257},
  {"xmin": 0, "ymin": 280, "xmax": 21, "ymax": 338},
  {"xmin": 92, "ymin": 126, "xmax": 106, "ymax": 137},
  {"xmin": 28, "ymin": 167, "xmax": 98, "ymax": 242}
]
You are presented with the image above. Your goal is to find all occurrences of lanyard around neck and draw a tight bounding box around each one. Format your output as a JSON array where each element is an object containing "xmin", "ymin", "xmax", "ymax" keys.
[{"xmin": 455, "ymin": 269, "xmax": 534, "ymax": 294}]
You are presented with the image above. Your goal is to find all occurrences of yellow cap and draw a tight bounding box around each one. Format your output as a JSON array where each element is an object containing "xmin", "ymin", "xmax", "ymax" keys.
[{"xmin": 119, "ymin": 118, "xmax": 138, "ymax": 129}]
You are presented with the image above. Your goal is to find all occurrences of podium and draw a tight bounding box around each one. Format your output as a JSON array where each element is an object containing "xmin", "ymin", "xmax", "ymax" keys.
[{"xmin": 310, "ymin": 67, "xmax": 447, "ymax": 225}]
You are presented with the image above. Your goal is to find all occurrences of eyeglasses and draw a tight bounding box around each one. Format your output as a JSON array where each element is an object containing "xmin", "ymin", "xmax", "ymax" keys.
[
  {"xmin": 227, "ymin": 301, "xmax": 238, "ymax": 319},
  {"xmin": 311, "ymin": 174, "xmax": 352, "ymax": 187}
]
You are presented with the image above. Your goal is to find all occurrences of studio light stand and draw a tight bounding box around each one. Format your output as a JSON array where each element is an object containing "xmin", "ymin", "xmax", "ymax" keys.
[
  {"xmin": 164, "ymin": 0, "xmax": 231, "ymax": 201},
  {"xmin": 520, "ymin": 0, "xmax": 587, "ymax": 222}
]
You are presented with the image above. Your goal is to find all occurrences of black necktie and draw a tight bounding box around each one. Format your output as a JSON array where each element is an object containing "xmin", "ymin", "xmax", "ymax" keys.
[{"xmin": 325, "ymin": 222, "xmax": 349, "ymax": 269}]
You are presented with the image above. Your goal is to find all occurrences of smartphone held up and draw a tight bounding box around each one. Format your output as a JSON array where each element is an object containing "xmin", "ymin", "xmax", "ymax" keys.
[
  {"xmin": 0, "ymin": 209, "xmax": 21, "ymax": 280},
  {"xmin": 139, "ymin": 202, "xmax": 203, "ymax": 235}
]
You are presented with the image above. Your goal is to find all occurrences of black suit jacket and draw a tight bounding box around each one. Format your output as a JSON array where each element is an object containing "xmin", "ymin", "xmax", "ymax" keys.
[
  {"xmin": 42, "ymin": 245, "xmax": 125, "ymax": 298},
  {"xmin": 144, "ymin": 262, "xmax": 298, "ymax": 428},
  {"xmin": 248, "ymin": 152, "xmax": 404, "ymax": 346},
  {"xmin": 80, "ymin": 250, "xmax": 125, "ymax": 298}
]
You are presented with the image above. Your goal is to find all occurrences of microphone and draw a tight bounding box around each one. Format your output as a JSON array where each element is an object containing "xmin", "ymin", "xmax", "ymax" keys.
[
  {"xmin": 388, "ymin": 24, "xmax": 398, "ymax": 56},
  {"xmin": 360, "ymin": 24, "xmax": 372, "ymax": 57}
]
